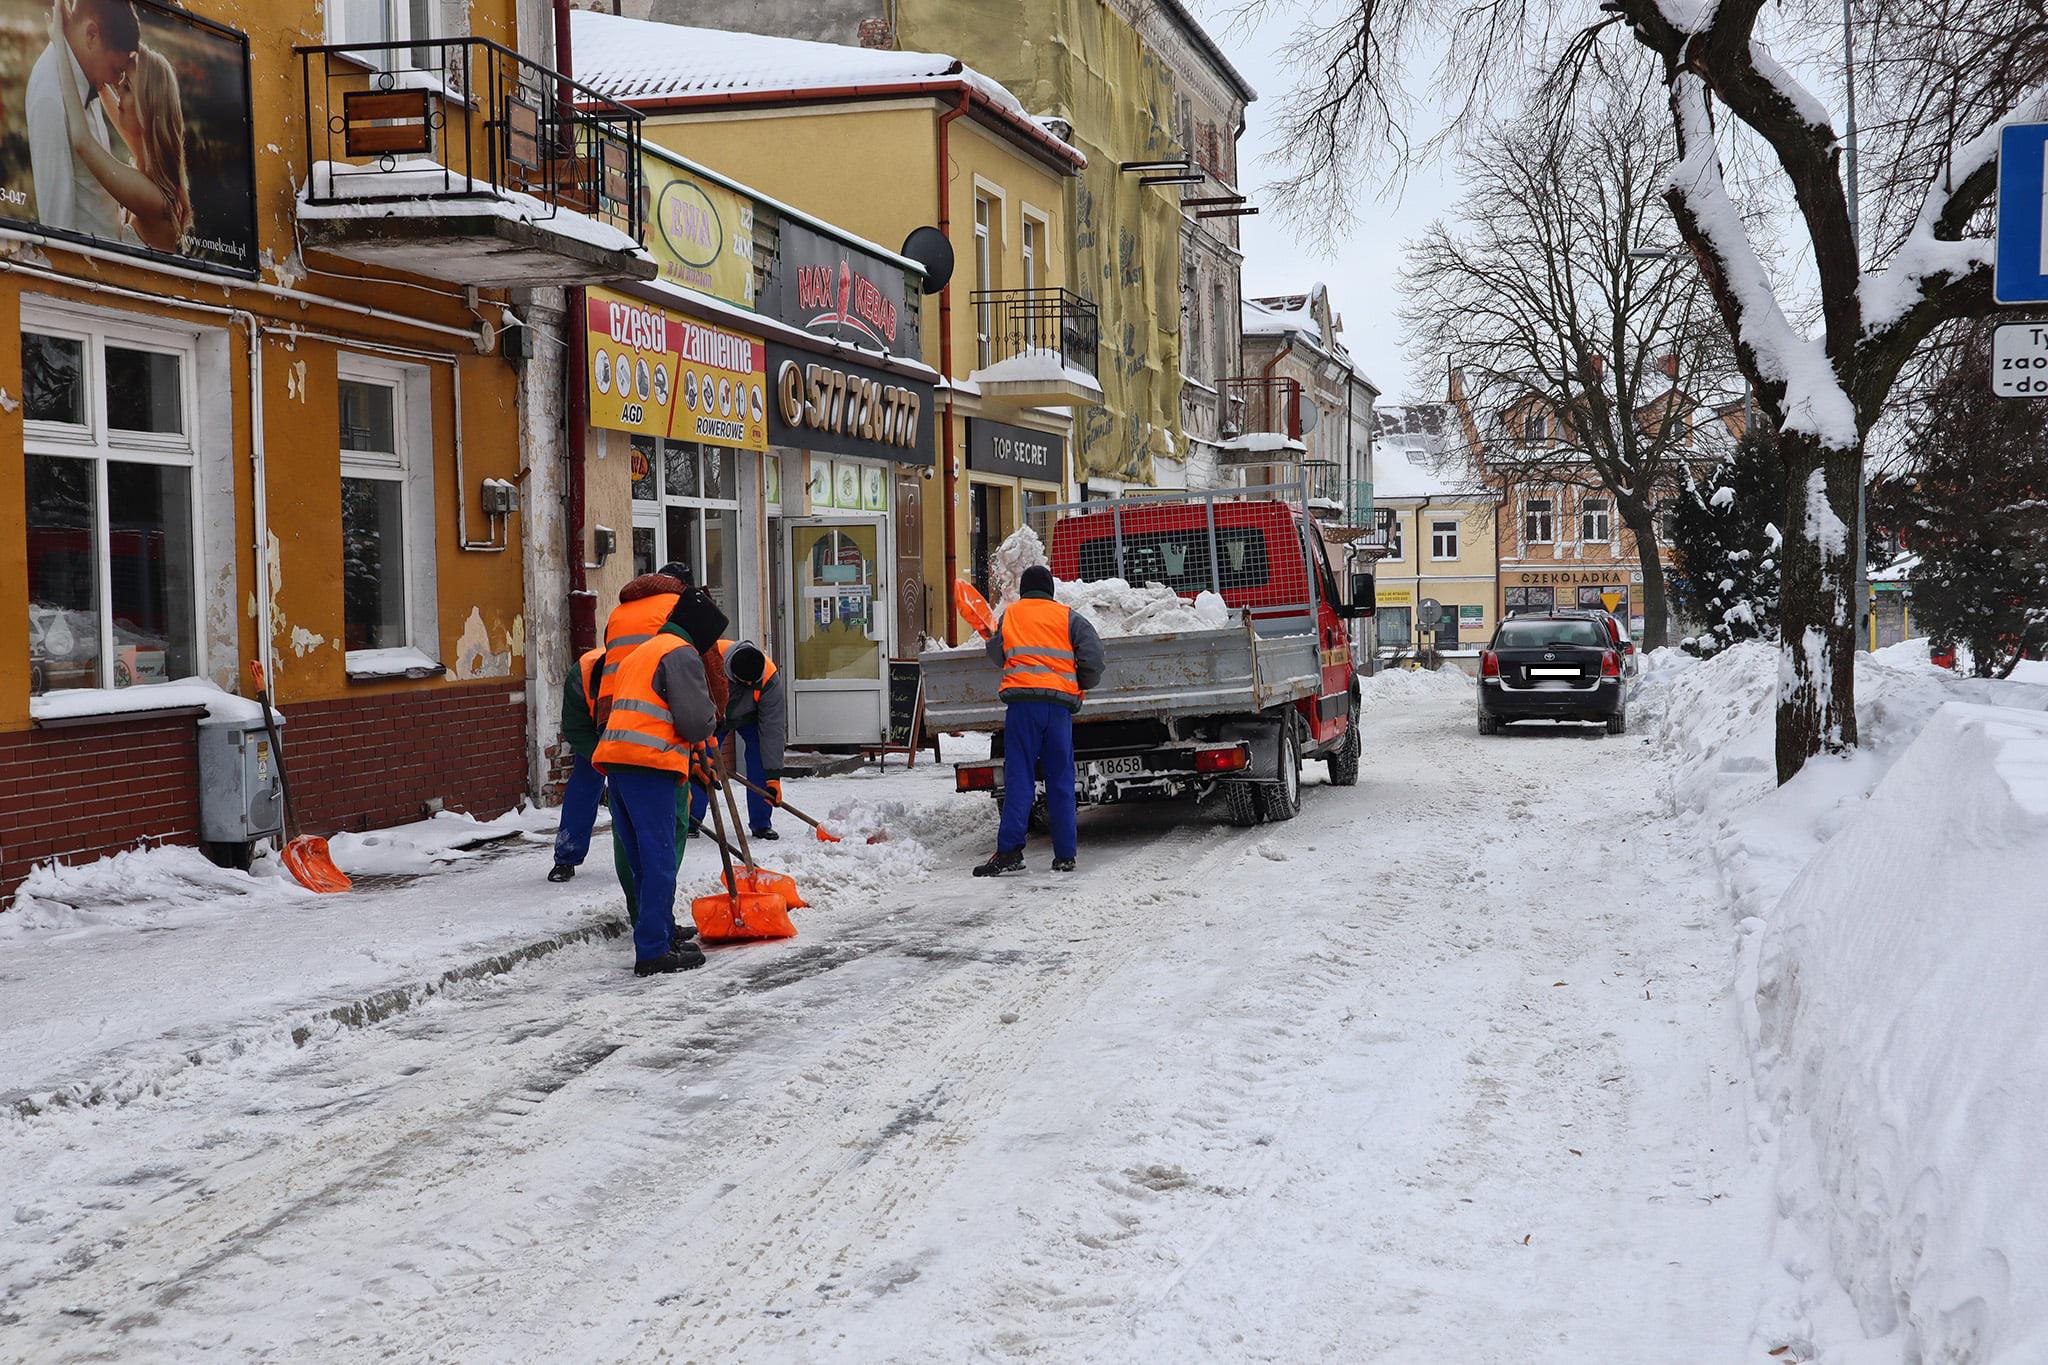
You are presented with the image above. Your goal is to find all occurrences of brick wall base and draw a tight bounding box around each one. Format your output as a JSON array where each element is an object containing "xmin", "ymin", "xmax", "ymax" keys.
[{"xmin": 1, "ymin": 680, "xmax": 532, "ymax": 906}]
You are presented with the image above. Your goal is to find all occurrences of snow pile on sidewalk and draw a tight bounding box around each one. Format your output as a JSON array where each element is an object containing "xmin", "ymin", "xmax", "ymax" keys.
[
  {"xmin": 1057, "ymin": 578, "xmax": 1229, "ymax": 637},
  {"xmin": 1647, "ymin": 640, "xmax": 2048, "ymax": 1360},
  {"xmin": 325, "ymin": 805, "xmax": 559, "ymax": 876},
  {"xmin": 1358, "ymin": 664, "xmax": 1471, "ymax": 710},
  {"xmin": 2, "ymin": 845, "xmax": 304, "ymax": 937},
  {"xmin": 1751, "ymin": 704, "xmax": 2048, "ymax": 1362}
]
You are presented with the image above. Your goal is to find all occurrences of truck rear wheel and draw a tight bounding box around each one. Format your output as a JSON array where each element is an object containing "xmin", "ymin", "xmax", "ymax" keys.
[
  {"xmin": 1326, "ymin": 703, "xmax": 1362, "ymax": 787},
  {"xmin": 1225, "ymin": 781, "xmax": 1263, "ymax": 827},
  {"xmin": 1259, "ymin": 724, "xmax": 1303, "ymax": 823}
]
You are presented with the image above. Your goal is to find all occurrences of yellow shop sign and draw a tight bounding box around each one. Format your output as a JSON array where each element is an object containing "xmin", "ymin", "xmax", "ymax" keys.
[{"xmin": 584, "ymin": 287, "xmax": 766, "ymax": 450}]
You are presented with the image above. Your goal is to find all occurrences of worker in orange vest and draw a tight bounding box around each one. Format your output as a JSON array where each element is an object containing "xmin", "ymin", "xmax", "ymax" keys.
[
  {"xmin": 690, "ymin": 640, "xmax": 787, "ymax": 839},
  {"xmin": 593, "ymin": 600, "xmax": 721, "ymax": 976},
  {"xmin": 974, "ymin": 565, "xmax": 1105, "ymax": 877},
  {"xmin": 547, "ymin": 643, "xmax": 614, "ymax": 883}
]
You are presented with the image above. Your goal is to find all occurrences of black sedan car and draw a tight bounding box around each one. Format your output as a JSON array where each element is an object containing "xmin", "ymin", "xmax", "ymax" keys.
[{"xmin": 1477, "ymin": 614, "xmax": 1628, "ymax": 735}]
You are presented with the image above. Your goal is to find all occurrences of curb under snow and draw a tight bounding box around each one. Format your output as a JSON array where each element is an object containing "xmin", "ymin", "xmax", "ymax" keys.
[{"xmin": 3, "ymin": 914, "xmax": 628, "ymax": 1122}]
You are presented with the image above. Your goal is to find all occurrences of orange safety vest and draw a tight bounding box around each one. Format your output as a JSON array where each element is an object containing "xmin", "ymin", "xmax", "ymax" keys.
[
  {"xmin": 592, "ymin": 634, "xmax": 696, "ymax": 776},
  {"xmin": 595, "ymin": 592, "xmax": 678, "ymax": 725},
  {"xmin": 998, "ymin": 598, "xmax": 1082, "ymax": 702},
  {"xmin": 573, "ymin": 644, "xmax": 606, "ymax": 715},
  {"xmin": 714, "ymin": 639, "xmax": 779, "ymax": 704}
]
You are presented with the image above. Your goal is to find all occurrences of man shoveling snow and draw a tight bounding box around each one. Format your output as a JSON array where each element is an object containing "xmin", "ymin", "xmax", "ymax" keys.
[{"xmin": 973, "ymin": 565, "xmax": 1106, "ymax": 877}]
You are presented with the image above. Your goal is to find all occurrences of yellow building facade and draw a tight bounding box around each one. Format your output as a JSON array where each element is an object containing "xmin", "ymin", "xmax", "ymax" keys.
[
  {"xmin": 1369, "ymin": 447, "xmax": 1500, "ymax": 668},
  {"xmin": 575, "ymin": 13, "xmax": 1096, "ymax": 655},
  {"xmin": 3, "ymin": 0, "xmax": 648, "ymax": 898}
]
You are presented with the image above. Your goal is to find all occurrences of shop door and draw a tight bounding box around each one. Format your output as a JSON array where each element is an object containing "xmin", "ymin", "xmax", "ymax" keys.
[{"xmin": 784, "ymin": 519, "xmax": 890, "ymax": 743}]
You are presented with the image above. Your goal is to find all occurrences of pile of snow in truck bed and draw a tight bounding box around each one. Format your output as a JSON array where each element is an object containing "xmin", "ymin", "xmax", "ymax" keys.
[{"xmin": 1056, "ymin": 578, "xmax": 1230, "ymax": 637}]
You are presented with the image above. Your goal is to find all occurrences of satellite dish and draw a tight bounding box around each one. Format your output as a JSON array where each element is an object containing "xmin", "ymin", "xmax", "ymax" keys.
[
  {"xmin": 900, "ymin": 226, "xmax": 955, "ymax": 295},
  {"xmin": 1297, "ymin": 402, "xmax": 1320, "ymax": 435}
]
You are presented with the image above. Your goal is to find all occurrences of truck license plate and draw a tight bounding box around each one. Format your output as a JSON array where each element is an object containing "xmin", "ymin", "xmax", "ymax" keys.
[{"xmin": 1086, "ymin": 755, "xmax": 1144, "ymax": 780}]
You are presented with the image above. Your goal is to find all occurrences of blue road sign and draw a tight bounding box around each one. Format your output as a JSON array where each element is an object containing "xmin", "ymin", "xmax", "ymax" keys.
[{"xmin": 1995, "ymin": 123, "xmax": 2048, "ymax": 305}]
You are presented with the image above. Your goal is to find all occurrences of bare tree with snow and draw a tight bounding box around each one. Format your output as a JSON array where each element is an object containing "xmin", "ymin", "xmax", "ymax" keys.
[
  {"xmin": 1400, "ymin": 66, "xmax": 1733, "ymax": 649},
  {"xmin": 1259, "ymin": 0, "xmax": 2048, "ymax": 782}
]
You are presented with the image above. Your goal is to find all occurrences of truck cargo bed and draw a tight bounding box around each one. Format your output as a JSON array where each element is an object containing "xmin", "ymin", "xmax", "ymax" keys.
[{"xmin": 920, "ymin": 619, "xmax": 1320, "ymax": 733}]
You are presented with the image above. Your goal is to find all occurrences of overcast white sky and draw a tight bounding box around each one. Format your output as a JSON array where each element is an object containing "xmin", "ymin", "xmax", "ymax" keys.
[{"xmin": 1188, "ymin": 0, "xmax": 1462, "ymax": 406}]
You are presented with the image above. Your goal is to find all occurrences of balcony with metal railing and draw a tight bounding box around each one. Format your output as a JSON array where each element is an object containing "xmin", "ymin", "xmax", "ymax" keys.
[
  {"xmin": 965, "ymin": 288, "xmax": 1103, "ymax": 407},
  {"xmin": 295, "ymin": 38, "xmax": 654, "ymax": 288},
  {"xmin": 1216, "ymin": 375, "xmax": 1308, "ymax": 465}
]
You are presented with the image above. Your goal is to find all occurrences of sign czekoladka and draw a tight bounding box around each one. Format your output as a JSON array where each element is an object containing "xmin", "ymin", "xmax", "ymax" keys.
[{"xmin": 585, "ymin": 286, "xmax": 766, "ymax": 451}]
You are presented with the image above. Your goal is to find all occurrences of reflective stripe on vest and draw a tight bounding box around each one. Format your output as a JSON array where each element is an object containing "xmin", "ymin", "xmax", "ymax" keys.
[
  {"xmin": 998, "ymin": 598, "xmax": 1081, "ymax": 699},
  {"xmin": 714, "ymin": 638, "xmax": 779, "ymax": 704},
  {"xmin": 592, "ymin": 634, "xmax": 694, "ymax": 775},
  {"xmin": 595, "ymin": 594, "xmax": 679, "ymax": 728}
]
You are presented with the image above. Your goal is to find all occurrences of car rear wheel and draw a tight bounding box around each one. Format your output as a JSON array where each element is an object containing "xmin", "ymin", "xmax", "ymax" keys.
[
  {"xmin": 1477, "ymin": 710, "xmax": 1500, "ymax": 736},
  {"xmin": 1326, "ymin": 703, "xmax": 1362, "ymax": 786},
  {"xmin": 1225, "ymin": 781, "xmax": 1263, "ymax": 827},
  {"xmin": 1259, "ymin": 723, "xmax": 1303, "ymax": 823},
  {"xmin": 1606, "ymin": 706, "xmax": 1628, "ymax": 736}
]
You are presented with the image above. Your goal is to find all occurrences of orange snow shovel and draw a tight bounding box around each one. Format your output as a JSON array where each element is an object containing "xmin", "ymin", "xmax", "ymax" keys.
[
  {"xmin": 954, "ymin": 579, "xmax": 996, "ymax": 640},
  {"xmin": 693, "ymin": 818, "xmax": 809, "ymax": 909},
  {"xmin": 690, "ymin": 768, "xmax": 795, "ymax": 942},
  {"xmin": 731, "ymin": 773, "xmax": 846, "ymax": 844},
  {"xmin": 248, "ymin": 661, "xmax": 351, "ymax": 894}
]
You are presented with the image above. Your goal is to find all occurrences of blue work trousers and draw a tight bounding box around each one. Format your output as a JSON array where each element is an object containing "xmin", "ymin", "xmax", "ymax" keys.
[
  {"xmin": 689, "ymin": 725, "xmax": 773, "ymax": 832},
  {"xmin": 552, "ymin": 753, "xmax": 606, "ymax": 865},
  {"xmin": 608, "ymin": 766, "xmax": 684, "ymax": 962},
  {"xmin": 997, "ymin": 700, "xmax": 1077, "ymax": 861}
]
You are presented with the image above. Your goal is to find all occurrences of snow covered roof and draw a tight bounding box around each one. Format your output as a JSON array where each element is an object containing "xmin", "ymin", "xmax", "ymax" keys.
[
  {"xmin": 1374, "ymin": 441, "xmax": 1482, "ymax": 502},
  {"xmin": 1870, "ymin": 553, "xmax": 1920, "ymax": 584},
  {"xmin": 571, "ymin": 13, "xmax": 1085, "ymax": 170},
  {"xmin": 1242, "ymin": 291, "xmax": 1378, "ymax": 393}
]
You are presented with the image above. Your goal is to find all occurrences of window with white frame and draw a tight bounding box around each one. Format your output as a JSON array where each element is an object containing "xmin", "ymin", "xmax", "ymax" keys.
[
  {"xmin": 1581, "ymin": 495, "xmax": 1613, "ymax": 543},
  {"xmin": 1430, "ymin": 518, "xmax": 1460, "ymax": 560},
  {"xmin": 1384, "ymin": 516, "xmax": 1404, "ymax": 559},
  {"xmin": 973, "ymin": 192, "xmax": 994, "ymax": 369},
  {"xmin": 1021, "ymin": 213, "xmax": 1041, "ymax": 293},
  {"xmin": 338, "ymin": 356, "xmax": 436, "ymax": 664},
  {"xmin": 629, "ymin": 434, "xmax": 741, "ymax": 615},
  {"xmin": 1524, "ymin": 496, "xmax": 1554, "ymax": 544},
  {"xmin": 331, "ymin": 0, "xmax": 435, "ymax": 69},
  {"xmin": 1521, "ymin": 410, "xmax": 1548, "ymax": 442},
  {"xmin": 23, "ymin": 318, "xmax": 200, "ymax": 694}
]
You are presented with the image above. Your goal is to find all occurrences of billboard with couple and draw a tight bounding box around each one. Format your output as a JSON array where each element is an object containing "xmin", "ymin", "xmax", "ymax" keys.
[{"xmin": 0, "ymin": 0, "xmax": 255, "ymax": 274}]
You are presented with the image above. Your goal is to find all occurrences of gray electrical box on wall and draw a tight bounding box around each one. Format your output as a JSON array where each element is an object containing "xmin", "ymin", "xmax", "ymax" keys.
[{"xmin": 197, "ymin": 714, "xmax": 285, "ymax": 848}]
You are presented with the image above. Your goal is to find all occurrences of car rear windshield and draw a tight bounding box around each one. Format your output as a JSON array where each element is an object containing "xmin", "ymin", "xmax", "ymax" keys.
[
  {"xmin": 1073, "ymin": 525, "xmax": 1270, "ymax": 594},
  {"xmin": 1495, "ymin": 619, "xmax": 1608, "ymax": 649}
]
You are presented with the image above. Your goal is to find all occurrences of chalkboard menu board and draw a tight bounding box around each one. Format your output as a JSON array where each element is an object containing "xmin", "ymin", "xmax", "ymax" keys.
[{"xmin": 886, "ymin": 659, "xmax": 925, "ymax": 750}]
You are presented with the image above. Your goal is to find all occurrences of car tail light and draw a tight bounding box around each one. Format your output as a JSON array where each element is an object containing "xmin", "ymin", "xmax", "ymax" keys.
[
  {"xmin": 956, "ymin": 764, "xmax": 998, "ymax": 792},
  {"xmin": 1601, "ymin": 650, "xmax": 1620, "ymax": 678},
  {"xmin": 1195, "ymin": 744, "xmax": 1249, "ymax": 774},
  {"xmin": 1480, "ymin": 650, "xmax": 1500, "ymax": 678}
]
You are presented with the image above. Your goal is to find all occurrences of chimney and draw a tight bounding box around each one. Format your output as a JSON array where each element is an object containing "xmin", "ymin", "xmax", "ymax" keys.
[
  {"xmin": 1580, "ymin": 353, "xmax": 1605, "ymax": 379},
  {"xmin": 1658, "ymin": 352, "xmax": 1679, "ymax": 381}
]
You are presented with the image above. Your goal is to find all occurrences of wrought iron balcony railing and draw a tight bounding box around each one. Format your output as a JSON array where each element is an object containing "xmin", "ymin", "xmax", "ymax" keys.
[
  {"xmin": 297, "ymin": 36, "xmax": 644, "ymax": 244},
  {"xmin": 969, "ymin": 288, "xmax": 1100, "ymax": 378},
  {"xmin": 1221, "ymin": 375, "xmax": 1307, "ymax": 440}
]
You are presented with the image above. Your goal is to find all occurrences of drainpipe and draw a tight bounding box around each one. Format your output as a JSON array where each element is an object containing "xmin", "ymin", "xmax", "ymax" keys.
[
  {"xmin": 1259, "ymin": 336, "xmax": 1298, "ymax": 490},
  {"xmin": 554, "ymin": 0, "xmax": 595, "ymax": 650},
  {"xmin": 240, "ymin": 314, "xmax": 276, "ymax": 687},
  {"xmin": 938, "ymin": 88, "xmax": 971, "ymax": 641}
]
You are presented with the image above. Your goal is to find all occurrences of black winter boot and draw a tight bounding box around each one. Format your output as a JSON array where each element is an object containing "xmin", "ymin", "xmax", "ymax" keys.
[
  {"xmin": 547, "ymin": 864, "xmax": 575, "ymax": 883},
  {"xmin": 750, "ymin": 827, "xmax": 780, "ymax": 841},
  {"xmin": 635, "ymin": 942, "xmax": 707, "ymax": 976},
  {"xmin": 973, "ymin": 850, "xmax": 1026, "ymax": 877},
  {"xmin": 1051, "ymin": 857, "xmax": 1076, "ymax": 873}
]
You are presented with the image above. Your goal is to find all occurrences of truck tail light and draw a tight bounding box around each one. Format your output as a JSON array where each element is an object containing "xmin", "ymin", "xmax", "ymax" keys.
[
  {"xmin": 1195, "ymin": 744, "xmax": 1249, "ymax": 774},
  {"xmin": 1480, "ymin": 650, "xmax": 1500, "ymax": 678},
  {"xmin": 1601, "ymin": 650, "xmax": 1621, "ymax": 678},
  {"xmin": 955, "ymin": 764, "xmax": 998, "ymax": 792}
]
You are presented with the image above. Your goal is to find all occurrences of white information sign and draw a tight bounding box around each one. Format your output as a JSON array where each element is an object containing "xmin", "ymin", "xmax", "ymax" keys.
[{"xmin": 1992, "ymin": 322, "xmax": 2048, "ymax": 398}]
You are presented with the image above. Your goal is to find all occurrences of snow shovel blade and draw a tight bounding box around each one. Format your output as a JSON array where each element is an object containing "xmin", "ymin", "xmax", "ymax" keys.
[
  {"xmin": 720, "ymin": 866, "xmax": 808, "ymax": 910},
  {"xmin": 281, "ymin": 835, "xmax": 351, "ymax": 894},
  {"xmin": 815, "ymin": 825, "xmax": 842, "ymax": 844},
  {"xmin": 691, "ymin": 888, "xmax": 796, "ymax": 942},
  {"xmin": 953, "ymin": 579, "xmax": 995, "ymax": 639}
]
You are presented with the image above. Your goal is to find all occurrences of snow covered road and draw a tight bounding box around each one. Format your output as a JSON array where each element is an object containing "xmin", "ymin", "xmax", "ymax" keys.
[{"xmin": 0, "ymin": 674, "xmax": 1770, "ymax": 1361}]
